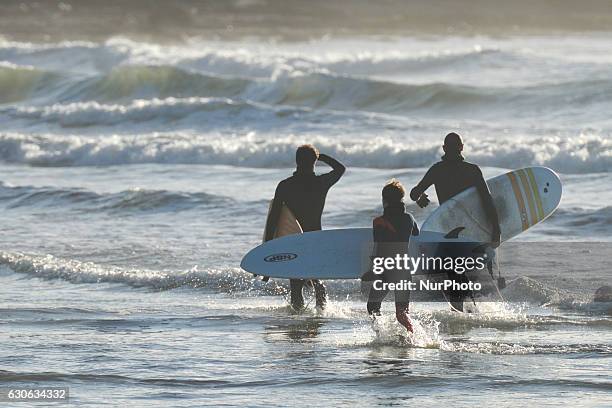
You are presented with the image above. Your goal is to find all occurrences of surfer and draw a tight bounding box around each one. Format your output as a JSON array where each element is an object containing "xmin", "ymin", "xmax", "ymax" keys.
[
  {"xmin": 363, "ymin": 180, "xmax": 419, "ymax": 333},
  {"xmin": 265, "ymin": 145, "xmax": 345, "ymax": 311},
  {"xmin": 409, "ymin": 132, "xmax": 501, "ymax": 247}
]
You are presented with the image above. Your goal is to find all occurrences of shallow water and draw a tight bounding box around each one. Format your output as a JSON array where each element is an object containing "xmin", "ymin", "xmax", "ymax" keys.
[{"xmin": 0, "ymin": 17, "xmax": 611, "ymax": 407}]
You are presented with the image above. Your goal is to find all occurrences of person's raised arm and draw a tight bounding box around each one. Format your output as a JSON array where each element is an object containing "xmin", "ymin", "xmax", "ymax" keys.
[
  {"xmin": 410, "ymin": 167, "xmax": 435, "ymax": 208},
  {"xmin": 264, "ymin": 184, "xmax": 284, "ymax": 242},
  {"xmin": 474, "ymin": 169, "xmax": 501, "ymax": 247},
  {"xmin": 318, "ymin": 153, "xmax": 346, "ymax": 187}
]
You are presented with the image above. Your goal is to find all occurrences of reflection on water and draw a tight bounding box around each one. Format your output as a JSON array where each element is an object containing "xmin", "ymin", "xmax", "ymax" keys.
[{"xmin": 264, "ymin": 317, "xmax": 327, "ymax": 342}]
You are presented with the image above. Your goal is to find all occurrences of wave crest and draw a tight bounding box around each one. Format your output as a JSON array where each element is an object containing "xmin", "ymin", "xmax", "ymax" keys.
[
  {"xmin": 0, "ymin": 252, "xmax": 278, "ymax": 293},
  {"xmin": 0, "ymin": 132, "xmax": 608, "ymax": 173},
  {"xmin": 4, "ymin": 61, "xmax": 612, "ymax": 120}
]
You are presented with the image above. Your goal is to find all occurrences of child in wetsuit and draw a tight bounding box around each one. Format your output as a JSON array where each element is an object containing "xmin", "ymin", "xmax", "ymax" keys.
[{"xmin": 363, "ymin": 179, "xmax": 419, "ymax": 333}]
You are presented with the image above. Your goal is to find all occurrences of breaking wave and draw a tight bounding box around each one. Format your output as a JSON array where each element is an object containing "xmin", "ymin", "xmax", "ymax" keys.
[
  {"xmin": 0, "ymin": 63, "xmax": 59, "ymax": 104},
  {"xmin": 0, "ymin": 132, "xmax": 608, "ymax": 173},
  {"xmin": 1, "ymin": 53, "xmax": 612, "ymax": 126},
  {"xmin": 0, "ymin": 38, "xmax": 518, "ymax": 78},
  {"xmin": 2, "ymin": 39, "xmax": 612, "ymax": 129},
  {"xmin": 4, "ymin": 64, "xmax": 612, "ymax": 116},
  {"xmin": 0, "ymin": 251, "xmax": 279, "ymax": 294},
  {"xmin": 7, "ymin": 97, "xmax": 268, "ymax": 127}
]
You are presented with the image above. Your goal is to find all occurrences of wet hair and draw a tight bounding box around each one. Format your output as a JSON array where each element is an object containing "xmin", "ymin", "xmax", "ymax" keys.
[
  {"xmin": 382, "ymin": 179, "xmax": 405, "ymax": 204},
  {"xmin": 443, "ymin": 132, "xmax": 463, "ymax": 153},
  {"xmin": 295, "ymin": 144, "xmax": 319, "ymax": 168}
]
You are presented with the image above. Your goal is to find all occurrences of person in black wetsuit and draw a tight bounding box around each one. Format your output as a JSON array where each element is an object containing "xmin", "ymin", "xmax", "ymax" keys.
[
  {"xmin": 410, "ymin": 132, "xmax": 501, "ymax": 247},
  {"xmin": 363, "ymin": 180, "xmax": 419, "ymax": 333},
  {"xmin": 265, "ymin": 144, "xmax": 345, "ymax": 311}
]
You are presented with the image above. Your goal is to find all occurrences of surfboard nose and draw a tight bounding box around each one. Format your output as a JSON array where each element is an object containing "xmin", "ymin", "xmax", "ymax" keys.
[{"xmin": 534, "ymin": 166, "xmax": 562, "ymax": 215}]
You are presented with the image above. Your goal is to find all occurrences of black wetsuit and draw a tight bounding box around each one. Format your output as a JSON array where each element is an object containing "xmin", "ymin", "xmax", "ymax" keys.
[
  {"xmin": 365, "ymin": 204, "xmax": 419, "ymax": 315},
  {"xmin": 410, "ymin": 154, "xmax": 500, "ymax": 230},
  {"xmin": 265, "ymin": 155, "xmax": 345, "ymax": 310},
  {"xmin": 410, "ymin": 154, "xmax": 500, "ymax": 311}
]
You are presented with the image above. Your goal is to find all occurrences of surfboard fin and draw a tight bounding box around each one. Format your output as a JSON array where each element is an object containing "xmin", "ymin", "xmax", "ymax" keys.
[
  {"xmin": 252, "ymin": 273, "xmax": 271, "ymax": 282},
  {"xmin": 444, "ymin": 226, "xmax": 465, "ymax": 239}
]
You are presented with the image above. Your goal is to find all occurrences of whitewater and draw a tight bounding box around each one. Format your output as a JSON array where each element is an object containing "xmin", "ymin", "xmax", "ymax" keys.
[{"xmin": 0, "ymin": 32, "xmax": 610, "ymax": 407}]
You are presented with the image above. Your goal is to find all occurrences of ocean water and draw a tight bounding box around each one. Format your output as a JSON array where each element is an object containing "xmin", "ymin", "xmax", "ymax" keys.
[{"xmin": 0, "ymin": 15, "xmax": 611, "ymax": 407}]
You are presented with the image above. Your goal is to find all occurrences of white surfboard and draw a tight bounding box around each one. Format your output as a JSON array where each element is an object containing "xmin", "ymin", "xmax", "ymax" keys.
[
  {"xmin": 241, "ymin": 229, "xmax": 478, "ymax": 280},
  {"xmin": 422, "ymin": 167, "xmax": 562, "ymax": 242},
  {"xmin": 245, "ymin": 228, "xmax": 372, "ymax": 280}
]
